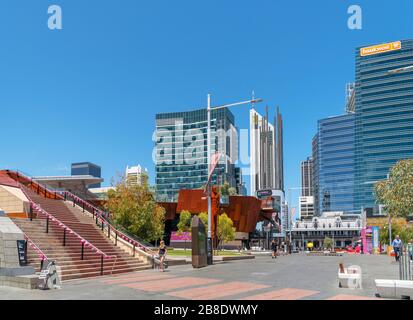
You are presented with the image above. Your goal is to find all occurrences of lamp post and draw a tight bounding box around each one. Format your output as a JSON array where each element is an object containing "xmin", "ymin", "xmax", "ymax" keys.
[{"xmin": 206, "ymin": 94, "xmax": 263, "ymax": 265}]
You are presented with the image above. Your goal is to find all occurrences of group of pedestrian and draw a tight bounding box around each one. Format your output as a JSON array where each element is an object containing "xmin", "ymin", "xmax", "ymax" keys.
[{"xmin": 391, "ymin": 235, "xmax": 413, "ymax": 262}]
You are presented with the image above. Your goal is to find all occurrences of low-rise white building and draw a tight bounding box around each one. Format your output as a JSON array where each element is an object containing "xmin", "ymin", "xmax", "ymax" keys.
[
  {"xmin": 291, "ymin": 212, "xmax": 362, "ymax": 250},
  {"xmin": 125, "ymin": 165, "xmax": 148, "ymax": 186}
]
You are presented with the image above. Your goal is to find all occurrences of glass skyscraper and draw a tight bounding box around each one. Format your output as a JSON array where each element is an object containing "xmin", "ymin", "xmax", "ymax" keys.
[
  {"xmin": 155, "ymin": 108, "xmax": 238, "ymax": 202},
  {"xmin": 354, "ymin": 39, "xmax": 413, "ymax": 214},
  {"xmin": 313, "ymin": 114, "xmax": 356, "ymax": 215}
]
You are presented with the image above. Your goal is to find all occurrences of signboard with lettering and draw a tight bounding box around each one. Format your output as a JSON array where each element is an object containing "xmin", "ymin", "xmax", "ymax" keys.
[
  {"xmin": 16, "ymin": 240, "xmax": 27, "ymax": 266},
  {"xmin": 256, "ymin": 189, "xmax": 273, "ymax": 198},
  {"xmin": 360, "ymin": 41, "xmax": 401, "ymax": 57}
]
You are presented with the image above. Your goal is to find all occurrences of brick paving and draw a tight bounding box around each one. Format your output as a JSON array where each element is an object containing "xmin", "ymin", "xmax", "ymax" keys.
[
  {"xmin": 241, "ymin": 288, "xmax": 319, "ymax": 300},
  {"xmin": 167, "ymin": 281, "xmax": 269, "ymax": 300},
  {"xmin": 0, "ymin": 254, "xmax": 399, "ymax": 300},
  {"xmin": 120, "ymin": 277, "xmax": 220, "ymax": 292}
]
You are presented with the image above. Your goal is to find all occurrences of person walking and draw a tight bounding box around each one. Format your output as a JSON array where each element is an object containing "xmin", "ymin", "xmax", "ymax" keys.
[
  {"xmin": 157, "ymin": 240, "xmax": 167, "ymax": 272},
  {"xmin": 271, "ymin": 239, "xmax": 278, "ymax": 260},
  {"xmin": 408, "ymin": 239, "xmax": 413, "ymax": 262},
  {"xmin": 392, "ymin": 235, "xmax": 403, "ymax": 262}
]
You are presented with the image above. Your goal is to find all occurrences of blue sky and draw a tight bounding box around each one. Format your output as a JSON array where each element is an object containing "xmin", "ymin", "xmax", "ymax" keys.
[{"xmin": 0, "ymin": 0, "xmax": 412, "ymax": 207}]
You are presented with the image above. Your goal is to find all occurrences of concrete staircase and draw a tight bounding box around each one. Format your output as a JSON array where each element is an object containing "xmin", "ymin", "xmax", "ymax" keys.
[{"xmin": 13, "ymin": 187, "xmax": 152, "ymax": 281}]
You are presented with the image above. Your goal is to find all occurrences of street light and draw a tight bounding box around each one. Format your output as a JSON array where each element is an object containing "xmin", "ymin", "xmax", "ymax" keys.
[
  {"xmin": 387, "ymin": 65, "xmax": 413, "ymax": 75},
  {"xmin": 206, "ymin": 94, "xmax": 263, "ymax": 265}
]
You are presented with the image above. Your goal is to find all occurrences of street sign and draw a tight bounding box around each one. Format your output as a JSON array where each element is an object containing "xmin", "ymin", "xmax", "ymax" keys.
[{"xmin": 257, "ymin": 189, "xmax": 273, "ymax": 198}]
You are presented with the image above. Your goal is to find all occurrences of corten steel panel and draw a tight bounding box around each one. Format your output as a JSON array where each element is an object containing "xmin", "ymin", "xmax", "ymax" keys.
[
  {"xmin": 160, "ymin": 189, "xmax": 270, "ymax": 234},
  {"xmin": 225, "ymin": 196, "xmax": 263, "ymax": 233},
  {"xmin": 176, "ymin": 189, "xmax": 208, "ymax": 213},
  {"xmin": 158, "ymin": 202, "xmax": 178, "ymax": 220}
]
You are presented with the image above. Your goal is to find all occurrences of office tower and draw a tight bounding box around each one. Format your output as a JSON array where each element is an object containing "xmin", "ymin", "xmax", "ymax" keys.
[
  {"xmin": 125, "ymin": 165, "xmax": 148, "ymax": 186},
  {"xmin": 355, "ymin": 39, "xmax": 413, "ymax": 214},
  {"xmin": 300, "ymin": 157, "xmax": 313, "ymax": 196},
  {"xmin": 234, "ymin": 167, "xmax": 247, "ymax": 196},
  {"xmin": 71, "ymin": 162, "xmax": 101, "ymax": 188},
  {"xmin": 312, "ymin": 134, "xmax": 320, "ymax": 216},
  {"xmin": 299, "ymin": 157, "xmax": 314, "ymax": 220},
  {"xmin": 155, "ymin": 108, "xmax": 238, "ymax": 202},
  {"xmin": 250, "ymin": 106, "xmax": 284, "ymax": 196},
  {"xmin": 312, "ymin": 114, "xmax": 357, "ymax": 215},
  {"xmin": 299, "ymin": 196, "xmax": 314, "ymax": 220},
  {"xmin": 346, "ymin": 83, "xmax": 356, "ymax": 113}
]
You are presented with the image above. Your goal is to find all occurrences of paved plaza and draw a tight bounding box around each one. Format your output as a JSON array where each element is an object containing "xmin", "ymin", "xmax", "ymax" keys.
[{"xmin": 0, "ymin": 253, "xmax": 400, "ymax": 300}]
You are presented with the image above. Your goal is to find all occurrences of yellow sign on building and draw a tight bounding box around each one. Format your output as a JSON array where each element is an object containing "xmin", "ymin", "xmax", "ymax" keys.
[{"xmin": 360, "ymin": 41, "xmax": 401, "ymax": 57}]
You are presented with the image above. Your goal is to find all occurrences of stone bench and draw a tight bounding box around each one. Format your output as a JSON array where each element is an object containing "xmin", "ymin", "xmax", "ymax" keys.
[{"xmin": 375, "ymin": 279, "xmax": 413, "ymax": 299}]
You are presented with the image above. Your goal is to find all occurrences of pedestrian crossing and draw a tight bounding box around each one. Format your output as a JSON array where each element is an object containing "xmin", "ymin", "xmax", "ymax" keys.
[{"xmin": 99, "ymin": 271, "xmax": 380, "ymax": 300}]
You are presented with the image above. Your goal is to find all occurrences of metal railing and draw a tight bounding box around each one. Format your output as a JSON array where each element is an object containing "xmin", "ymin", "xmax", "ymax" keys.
[
  {"xmin": 18, "ymin": 180, "xmax": 116, "ymax": 275},
  {"xmin": 8, "ymin": 170, "xmax": 159, "ymax": 268},
  {"xmin": 24, "ymin": 233, "xmax": 48, "ymax": 270},
  {"xmin": 58, "ymin": 190, "xmax": 156, "ymax": 254}
]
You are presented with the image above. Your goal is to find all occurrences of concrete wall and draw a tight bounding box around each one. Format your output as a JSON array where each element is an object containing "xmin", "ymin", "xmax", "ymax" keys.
[
  {"xmin": 0, "ymin": 185, "xmax": 28, "ymax": 214},
  {"xmin": 0, "ymin": 216, "xmax": 24, "ymax": 268}
]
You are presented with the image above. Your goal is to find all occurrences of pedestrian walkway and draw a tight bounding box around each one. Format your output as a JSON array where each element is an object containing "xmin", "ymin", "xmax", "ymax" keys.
[
  {"xmin": 0, "ymin": 254, "xmax": 395, "ymax": 300},
  {"xmin": 96, "ymin": 271, "xmax": 381, "ymax": 300}
]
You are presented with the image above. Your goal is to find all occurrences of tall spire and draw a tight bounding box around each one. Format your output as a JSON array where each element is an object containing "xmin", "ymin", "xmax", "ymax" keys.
[{"xmin": 251, "ymin": 90, "xmax": 256, "ymax": 109}]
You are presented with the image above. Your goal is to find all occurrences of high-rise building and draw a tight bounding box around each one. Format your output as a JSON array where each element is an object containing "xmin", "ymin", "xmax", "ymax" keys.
[
  {"xmin": 234, "ymin": 167, "xmax": 247, "ymax": 196},
  {"xmin": 71, "ymin": 162, "xmax": 101, "ymax": 188},
  {"xmin": 312, "ymin": 114, "xmax": 357, "ymax": 215},
  {"xmin": 299, "ymin": 196, "xmax": 314, "ymax": 220},
  {"xmin": 299, "ymin": 157, "xmax": 314, "ymax": 220},
  {"xmin": 300, "ymin": 157, "xmax": 313, "ymax": 196},
  {"xmin": 155, "ymin": 108, "xmax": 238, "ymax": 202},
  {"xmin": 354, "ymin": 39, "xmax": 413, "ymax": 214},
  {"xmin": 312, "ymin": 134, "xmax": 320, "ymax": 216},
  {"xmin": 250, "ymin": 106, "xmax": 284, "ymax": 196},
  {"xmin": 125, "ymin": 165, "xmax": 148, "ymax": 186}
]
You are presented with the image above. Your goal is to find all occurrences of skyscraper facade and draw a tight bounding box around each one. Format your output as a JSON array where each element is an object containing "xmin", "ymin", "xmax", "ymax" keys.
[
  {"xmin": 71, "ymin": 162, "xmax": 101, "ymax": 188},
  {"xmin": 299, "ymin": 157, "xmax": 314, "ymax": 220},
  {"xmin": 313, "ymin": 114, "xmax": 357, "ymax": 215},
  {"xmin": 300, "ymin": 157, "xmax": 313, "ymax": 196},
  {"xmin": 354, "ymin": 39, "xmax": 413, "ymax": 214},
  {"xmin": 312, "ymin": 134, "xmax": 320, "ymax": 216},
  {"xmin": 155, "ymin": 108, "xmax": 238, "ymax": 202},
  {"xmin": 250, "ymin": 106, "xmax": 284, "ymax": 196}
]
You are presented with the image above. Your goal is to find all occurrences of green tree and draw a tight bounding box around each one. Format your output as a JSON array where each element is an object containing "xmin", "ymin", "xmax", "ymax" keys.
[
  {"xmin": 323, "ymin": 237, "xmax": 334, "ymax": 251},
  {"xmin": 216, "ymin": 213, "xmax": 236, "ymax": 251},
  {"xmin": 198, "ymin": 212, "xmax": 208, "ymax": 230},
  {"xmin": 106, "ymin": 176, "xmax": 165, "ymax": 243},
  {"xmin": 220, "ymin": 181, "xmax": 237, "ymax": 196},
  {"xmin": 375, "ymin": 159, "xmax": 413, "ymax": 218},
  {"xmin": 177, "ymin": 210, "xmax": 192, "ymax": 251}
]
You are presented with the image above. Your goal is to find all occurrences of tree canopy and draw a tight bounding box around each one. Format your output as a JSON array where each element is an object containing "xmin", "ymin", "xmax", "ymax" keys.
[
  {"xmin": 375, "ymin": 159, "xmax": 413, "ymax": 218},
  {"xmin": 106, "ymin": 176, "xmax": 165, "ymax": 243},
  {"xmin": 216, "ymin": 213, "xmax": 236, "ymax": 248},
  {"xmin": 220, "ymin": 181, "xmax": 237, "ymax": 196}
]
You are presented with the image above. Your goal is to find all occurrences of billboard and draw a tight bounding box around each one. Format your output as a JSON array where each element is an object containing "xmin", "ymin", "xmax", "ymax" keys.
[{"xmin": 360, "ymin": 41, "xmax": 401, "ymax": 57}]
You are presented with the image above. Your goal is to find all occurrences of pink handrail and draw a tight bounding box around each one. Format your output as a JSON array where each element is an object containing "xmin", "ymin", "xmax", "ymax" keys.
[
  {"xmin": 60, "ymin": 190, "xmax": 157, "ymax": 255},
  {"xmin": 9, "ymin": 170, "xmax": 155, "ymax": 256},
  {"xmin": 20, "ymin": 184, "xmax": 115, "ymax": 260},
  {"xmin": 24, "ymin": 233, "xmax": 48, "ymax": 262}
]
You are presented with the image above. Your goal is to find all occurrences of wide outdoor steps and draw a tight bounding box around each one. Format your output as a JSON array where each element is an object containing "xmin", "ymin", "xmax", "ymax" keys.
[{"xmin": 13, "ymin": 187, "xmax": 152, "ymax": 281}]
